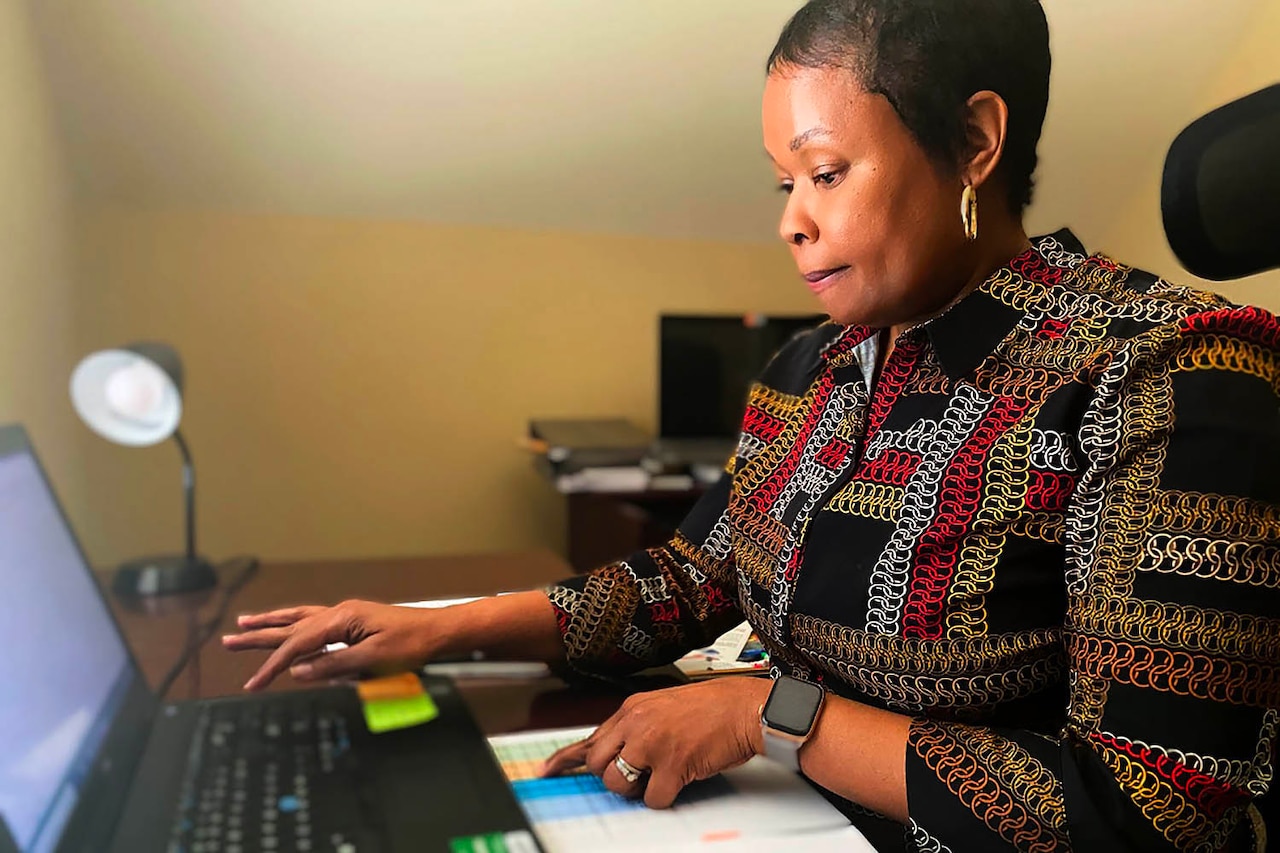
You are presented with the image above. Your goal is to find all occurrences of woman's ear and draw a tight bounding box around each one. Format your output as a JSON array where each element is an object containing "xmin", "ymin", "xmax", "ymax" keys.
[{"xmin": 962, "ymin": 90, "xmax": 1010, "ymax": 189}]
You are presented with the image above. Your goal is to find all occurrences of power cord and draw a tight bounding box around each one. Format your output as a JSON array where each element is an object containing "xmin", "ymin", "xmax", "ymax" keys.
[{"xmin": 154, "ymin": 555, "xmax": 260, "ymax": 700}]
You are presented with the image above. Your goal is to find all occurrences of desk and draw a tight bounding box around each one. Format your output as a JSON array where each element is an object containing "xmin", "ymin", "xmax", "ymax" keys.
[
  {"xmin": 104, "ymin": 551, "xmax": 637, "ymax": 735},
  {"xmin": 103, "ymin": 553, "xmax": 879, "ymax": 850}
]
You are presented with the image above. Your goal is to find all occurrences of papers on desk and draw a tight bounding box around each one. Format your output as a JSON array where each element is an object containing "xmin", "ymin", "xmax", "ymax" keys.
[
  {"xmin": 488, "ymin": 726, "xmax": 873, "ymax": 852},
  {"xmin": 397, "ymin": 595, "xmax": 485, "ymax": 608},
  {"xmin": 674, "ymin": 621, "xmax": 769, "ymax": 679},
  {"xmin": 404, "ymin": 595, "xmax": 553, "ymax": 678},
  {"xmin": 422, "ymin": 660, "xmax": 551, "ymax": 679},
  {"xmin": 326, "ymin": 600, "xmax": 768, "ymax": 682},
  {"xmin": 402, "ymin": 604, "xmax": 766, "ymax": 680},
  {"xmin": 553, "ymin": 466, "xmax": 652, "ymax": 493},
  {"xmin": 322, "ymin": 596, "xmax": 481, "ymax": 653}
]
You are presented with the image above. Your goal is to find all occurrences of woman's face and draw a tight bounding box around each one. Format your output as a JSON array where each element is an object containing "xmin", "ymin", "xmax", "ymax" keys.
[{"xmin": 763, "ymin": 65, "xmax": 968, "ymax": 329}]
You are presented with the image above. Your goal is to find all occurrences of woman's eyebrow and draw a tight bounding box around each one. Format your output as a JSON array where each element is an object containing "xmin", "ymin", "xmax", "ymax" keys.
[{"xmin": 790, "ymin": 127, "xmax": 833, "ymax": 152}]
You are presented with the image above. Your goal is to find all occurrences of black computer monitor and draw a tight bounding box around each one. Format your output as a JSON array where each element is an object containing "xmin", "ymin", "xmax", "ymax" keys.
[{"xmin": 659, "ymin": 313, "xmax": 825, "ymax": 440}]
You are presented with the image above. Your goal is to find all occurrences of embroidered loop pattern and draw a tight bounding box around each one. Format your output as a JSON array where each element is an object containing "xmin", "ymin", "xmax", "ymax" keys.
[
  {"xmin": 910, "ymin": 720, "xmax": 1069, "ymax": 851},
  {"xmin": 544, "ymin": 235, "xmax": 1280, "ymax": 850}
]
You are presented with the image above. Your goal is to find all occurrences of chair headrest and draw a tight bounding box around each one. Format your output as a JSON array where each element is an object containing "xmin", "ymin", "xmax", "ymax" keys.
[{"xmin": 1161, "ymin": 83, "xmax": 1280, "ymax": 281}]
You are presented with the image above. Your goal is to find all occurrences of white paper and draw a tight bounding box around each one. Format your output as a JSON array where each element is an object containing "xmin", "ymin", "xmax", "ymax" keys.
[
  {"xmin": 674, "ymin": 621, "xmax": 765, "ymax": 677},
  {"xmin": 323, "ymin": 594, "xmax": 516, "ymax": 655},
  {"xmin": 487, "ymin": 726, "xmax": 874, "ymax": 852},
  {"xmin": 422, "ymin": 661, "xmax": 550, "ymax": 679},
  {"xmin": 396, "ymin": 595, "xmax": 485, "ymax": 608}
]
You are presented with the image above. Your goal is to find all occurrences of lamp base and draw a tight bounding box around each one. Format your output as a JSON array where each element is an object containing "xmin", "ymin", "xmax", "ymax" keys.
[{"xmin": 112, "ymin": 554, "xmax": 218, "ymax": 597}]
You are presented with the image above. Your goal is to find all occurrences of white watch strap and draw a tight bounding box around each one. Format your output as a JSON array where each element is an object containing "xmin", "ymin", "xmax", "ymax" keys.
[{"xmin": 762, "ymin": 729, "xmax": 804, "ymax": 771}]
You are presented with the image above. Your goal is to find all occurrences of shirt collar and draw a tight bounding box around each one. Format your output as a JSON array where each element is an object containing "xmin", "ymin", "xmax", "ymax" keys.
[{"xmin": 925, "ymin": 228, "xmax": 1086, "ymax": 379}]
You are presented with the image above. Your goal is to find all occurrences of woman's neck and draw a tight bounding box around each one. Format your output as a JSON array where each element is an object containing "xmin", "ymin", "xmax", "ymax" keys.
[{"xmin": 885, "ymin": 224, "xmax": 1032, "ymax": 347}]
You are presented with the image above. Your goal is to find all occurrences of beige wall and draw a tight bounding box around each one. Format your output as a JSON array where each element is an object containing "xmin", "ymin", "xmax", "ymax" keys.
[
  {"xmin": 66, "ymin": 5, "xmax": 1280, "ymax": 570},
  {"xmin": 75, "ymin": 208, "xmax": 810, "ymax": 566},
  {"xmin": 1102, "ymin": 0, "xmax": 1280, "ymax": 308},
  {"xmin": 0, "ymin": 1, "xmax": 82, "ymax": 511}
]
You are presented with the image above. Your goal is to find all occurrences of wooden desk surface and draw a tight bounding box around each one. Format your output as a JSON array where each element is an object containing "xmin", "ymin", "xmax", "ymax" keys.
[{"xmin": 106, "ymin": 550, "xmax": 632, "ymax": 735}]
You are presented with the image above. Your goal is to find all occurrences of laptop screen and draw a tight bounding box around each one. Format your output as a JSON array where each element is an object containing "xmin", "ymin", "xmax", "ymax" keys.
[{"xmin": 0, "ymin": 437, "xmax": 133, "ymax": 853}]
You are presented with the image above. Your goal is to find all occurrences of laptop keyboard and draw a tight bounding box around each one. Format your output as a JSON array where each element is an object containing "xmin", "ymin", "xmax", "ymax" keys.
[{"xmin": 167, "ymin": 698, "xmax": 382, "ymax": 853}]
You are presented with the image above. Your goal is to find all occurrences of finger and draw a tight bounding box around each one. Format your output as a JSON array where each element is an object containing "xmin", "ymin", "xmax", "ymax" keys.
[
  {"xmin": 541, "ymin": 739, "xmax": 591, "ymax": 777},
  {"xmin": 243, "ymin": 611, "xmax": 354, "ymax": 691},
  {"xmin": 288, "ymin": 643, "xmax": 383, "ymax": 683},
  {"xmin": 643, "ymin": 770, "xmax": 685, "ymax": 810},
  {"xmin": 236, "ymin": 606, "xmax": 323, "ymax": 630},
  {"xmin": 600, "ymin": 751, "xmax": 648, "ymax": 799},
  {"xmin": 221, "ymin": 626, "xmax": 292, "ymax": 650},
  {"xmin": 583, "ymin": 726, "xmax": 628, "ymax": 778}
]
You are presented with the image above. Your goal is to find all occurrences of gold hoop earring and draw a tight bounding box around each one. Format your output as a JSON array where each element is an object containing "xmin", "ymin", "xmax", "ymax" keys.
[{"xmin": 961, "ymin": 184, "xmax": 979, "ymax": 242}]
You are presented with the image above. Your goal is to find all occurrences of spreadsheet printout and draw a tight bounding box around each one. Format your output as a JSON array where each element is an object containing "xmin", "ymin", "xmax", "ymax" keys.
[{"xmin": 488, "ymin": 726, "xmax": 875, "ymax": 851}]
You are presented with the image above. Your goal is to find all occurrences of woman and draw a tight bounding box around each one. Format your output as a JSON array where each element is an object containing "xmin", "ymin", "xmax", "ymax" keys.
[{"xmin": 224, "ymin": 1, "xmax": 1280, "ymax": 849}]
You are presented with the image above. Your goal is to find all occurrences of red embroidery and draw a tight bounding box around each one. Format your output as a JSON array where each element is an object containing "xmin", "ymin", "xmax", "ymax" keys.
[
  {"xmin": 822, "ymin": 324, "xmax": 877, "ymax": 362},
  {"xmin": 743, "ymin": 406, "xmax": 786, "ymax": 443},
  {"xmin": 857, "ymin": 448, "xmax": 922, "ymax": 487},
  {"xmin": 1011, "ymin": 248, "xmax": 1064, "ymax": 286},
  {"xmin": 1026, "ymin": 470, "xmax": 1076, "ymax": 512},
  {"xmin": 1090, "ymin": 732, "xmax": 1249, "ymax": 820},
  {"xmin": 903, "ymin": 397, "xmax": 1030, "ymax": 640},
  {"xmin": 1040, "ymin": 317, "xmax": 1071, "ymax": 340},
  {"xmin": 1181, "ymin": 306, "xmax": 1280, "ymax": 349},
  {"xmin": 752, "ymin": 374, "xmax": 835, "ymax": 512},
  {"xmin": 815, "ymin": 438, "xmax": 852, "ymax": 469},
  {"xmin": 864, "ymin": 338, "xmax": 921, "ymax": 444},
  {"xmin": 649, "ymin": 599, "xmax": 680, "ymax": 624},
  {"xmin": 703, "ymin": 585, "xmax": 733, "ymax": 612}
]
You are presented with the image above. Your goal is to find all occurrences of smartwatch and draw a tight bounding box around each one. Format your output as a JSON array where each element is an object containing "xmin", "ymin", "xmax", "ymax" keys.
[{"xmin": 759, "ymin": 675, "xmax": 825, "ymax": 771}]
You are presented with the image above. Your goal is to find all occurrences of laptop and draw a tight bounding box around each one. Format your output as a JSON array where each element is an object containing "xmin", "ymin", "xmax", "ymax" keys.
[{"xmin": 0, "ymin": 424, "xmax": 540, "ymax": 853}]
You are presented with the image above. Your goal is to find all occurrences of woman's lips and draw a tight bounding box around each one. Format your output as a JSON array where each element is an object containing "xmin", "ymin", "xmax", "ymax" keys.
[{"xmin": 802, "ymin": 266, "xmax": 849, "ymax": 294}]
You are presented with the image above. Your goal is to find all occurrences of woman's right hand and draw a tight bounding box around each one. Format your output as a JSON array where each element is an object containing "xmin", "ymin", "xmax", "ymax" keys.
[{"xmin": 221, "ymin": 599, "xmax": 441, "ymax": 691}]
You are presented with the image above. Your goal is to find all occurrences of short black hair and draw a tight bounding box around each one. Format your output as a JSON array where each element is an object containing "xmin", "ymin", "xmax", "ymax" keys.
[{"xmin": 768, "ymin": 0, "xmax": 1051, "ymax": 214}]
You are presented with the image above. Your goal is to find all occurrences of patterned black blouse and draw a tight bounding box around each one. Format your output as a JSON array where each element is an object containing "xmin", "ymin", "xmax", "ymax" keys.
[{"xmin": 547, "ymin": 230, "xmax": 1280, "ymax": 852}]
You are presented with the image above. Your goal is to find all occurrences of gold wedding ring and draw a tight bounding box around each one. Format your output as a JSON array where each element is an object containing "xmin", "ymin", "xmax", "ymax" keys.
[{"xmin": 613, "ymin": 754, "xmax": 645, "ymax": 784}]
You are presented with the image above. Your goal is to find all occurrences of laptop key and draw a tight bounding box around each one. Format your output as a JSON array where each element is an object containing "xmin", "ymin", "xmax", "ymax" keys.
[{"xmin": 167, "ymin": 700, "xmax": 385, "ymax": 853}]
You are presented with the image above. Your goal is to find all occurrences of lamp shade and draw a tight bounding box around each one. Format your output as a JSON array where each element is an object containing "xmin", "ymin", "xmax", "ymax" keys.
[{"xmin": 70, "ymin": 343, "xmax": 184, "ymax": 447}]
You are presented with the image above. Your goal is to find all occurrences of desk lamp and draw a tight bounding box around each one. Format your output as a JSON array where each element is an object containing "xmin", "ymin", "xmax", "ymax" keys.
[{"xmin": 70, "ymin": 342, "xmax": 218, "ymax": 597}]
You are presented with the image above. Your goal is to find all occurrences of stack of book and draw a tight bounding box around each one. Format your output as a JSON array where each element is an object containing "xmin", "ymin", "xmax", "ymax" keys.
[{"xmin": 525, "ymin": 418, "xmax": 654, "ymax": 493}]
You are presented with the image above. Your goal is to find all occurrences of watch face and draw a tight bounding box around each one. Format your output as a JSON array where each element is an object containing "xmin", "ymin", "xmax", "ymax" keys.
[{"xmin": 763, "ymin": 677, "xmax": 824, "ymax": 737}]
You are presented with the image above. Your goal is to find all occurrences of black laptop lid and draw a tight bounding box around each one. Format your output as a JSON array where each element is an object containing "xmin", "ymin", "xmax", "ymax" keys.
[{"xmin": 0, "ymin": 426, "xmax": 147, "ymax": 852}]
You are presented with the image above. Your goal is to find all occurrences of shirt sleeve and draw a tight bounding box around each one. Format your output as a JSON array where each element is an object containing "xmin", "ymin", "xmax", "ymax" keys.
[
  {"xmin": 542, "ymin": 325, "xmax": 836, "ymax": 676},
  {"xmin": 903, "ymin": 305, "xmax": 1280, "ymax": 851},
  {"xmin": 544, "ymin": 468, "xmax": 742, "ymax": 675}
]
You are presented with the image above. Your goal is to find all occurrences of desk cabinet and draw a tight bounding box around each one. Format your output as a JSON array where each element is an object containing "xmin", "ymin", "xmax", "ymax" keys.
[{"xmin": 565, "ymin": 488, "xmax": 704, "ymax": 573}]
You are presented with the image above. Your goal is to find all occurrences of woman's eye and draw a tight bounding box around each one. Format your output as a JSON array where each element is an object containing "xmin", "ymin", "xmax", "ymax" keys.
[
  {"xmin": 814, "ymin": 171, "xmax": 841, "ymax": 187},
  {"xmin": 778, "ymin": 181, "xmax": 794, "ymax": 195}
]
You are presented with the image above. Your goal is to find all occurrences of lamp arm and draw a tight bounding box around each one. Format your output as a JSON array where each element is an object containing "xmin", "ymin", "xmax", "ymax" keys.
[{"xmin": 172, "ymin": 429, "xmax": 197, "ymax": 563}]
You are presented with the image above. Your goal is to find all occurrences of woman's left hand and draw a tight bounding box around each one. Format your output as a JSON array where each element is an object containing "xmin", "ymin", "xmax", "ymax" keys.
[{"xmin": 541, "ymin": 677, "xmax": 772, "ymax": 809}]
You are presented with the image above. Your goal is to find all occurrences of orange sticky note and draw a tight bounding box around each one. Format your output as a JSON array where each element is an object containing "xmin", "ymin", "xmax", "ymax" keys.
[{"xmin": 356, "ymin": 672, "xmax": 424, "ymax": 702}]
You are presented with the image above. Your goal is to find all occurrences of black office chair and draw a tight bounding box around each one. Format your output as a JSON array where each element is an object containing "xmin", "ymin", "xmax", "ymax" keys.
[
  {"xmin": 1161, "ymin": 82, "xmax": 1280, "ymax": 850},
  {"xmin": 1162, "ymin": 83, "xmax": 1280, "ymax": 280}
]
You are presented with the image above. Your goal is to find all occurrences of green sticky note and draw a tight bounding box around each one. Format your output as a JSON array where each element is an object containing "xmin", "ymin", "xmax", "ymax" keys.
[
  {"xmin": 362, "ymin": 692, "xmax": 439, "ymax": 733},
  {"xmin": 449, "ymin": 830, "xmax": 539, "ymax": 853},
  {"xmin": 449, "ymin": 833, "xmax": 507, "ymax": 853}
]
